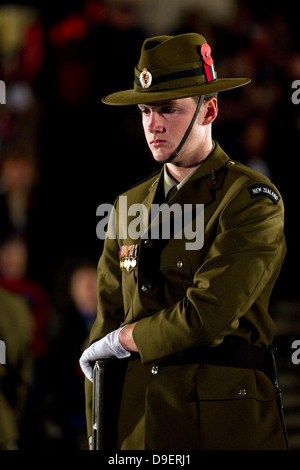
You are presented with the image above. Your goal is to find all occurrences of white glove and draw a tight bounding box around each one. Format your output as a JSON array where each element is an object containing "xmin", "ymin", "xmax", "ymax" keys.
[{"xmin": 79, "ymin": 326, "xmax": 131, "ymax": 382}]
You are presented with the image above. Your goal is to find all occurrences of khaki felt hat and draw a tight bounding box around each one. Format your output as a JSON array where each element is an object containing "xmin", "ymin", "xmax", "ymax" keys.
[{"xmin": 102, "ymin": 32, "xmax": 250, "ymax": 106}]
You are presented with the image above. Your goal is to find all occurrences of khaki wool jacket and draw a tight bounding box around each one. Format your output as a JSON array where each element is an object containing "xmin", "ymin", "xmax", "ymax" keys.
[{"xmin": 85, "ymin": 142, "xmax": 287, "ymax": 450}]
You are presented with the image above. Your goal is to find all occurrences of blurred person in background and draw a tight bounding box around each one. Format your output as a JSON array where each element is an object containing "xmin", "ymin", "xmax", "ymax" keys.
[
  {"xmin": 46, "ymin": 260, "xmax": 97, "ymax": 449},
  {"xmin": 0, "ymin": 233, "xmax": 50, "ymax": 447},
  {"xmin": 0, "ymin": 147, "xmax": 43, "ymax": 281},
  {"xmin": 0, "ymin": 151, "xmax": 37, "ymax": 235},
  {"xmin": 241, "ymin": 115, "xmax": 272, "ymax": 178},
  {"xmin": 0, "ymin": 234, "xmax": 49, "ymax": 363},
  {"xmin": 0, "ymin": 287, "xmax": 33, "ymax": 449}
]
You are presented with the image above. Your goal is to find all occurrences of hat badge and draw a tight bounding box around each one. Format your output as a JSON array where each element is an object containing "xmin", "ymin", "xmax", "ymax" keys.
[{"xmin": 139, "ymin": 68, "xmax": 152, "ymax": 88}]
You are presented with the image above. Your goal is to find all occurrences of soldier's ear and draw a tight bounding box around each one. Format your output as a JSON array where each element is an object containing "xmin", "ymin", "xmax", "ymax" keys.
[{"xmin": 201, "ymin": 97, "xmax": 218, "ymax": 126}]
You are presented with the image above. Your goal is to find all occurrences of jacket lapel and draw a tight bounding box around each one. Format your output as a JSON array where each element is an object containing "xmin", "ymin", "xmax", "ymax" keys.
[{"xmin": 143, "ymin": 142, "xmax": 229, "ymax": 234}]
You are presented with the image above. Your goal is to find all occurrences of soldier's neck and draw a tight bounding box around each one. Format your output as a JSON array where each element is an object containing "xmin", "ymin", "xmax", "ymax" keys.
[{"xmin": 166, "ymin": 140, "xmax": 215, "ymax": 183}]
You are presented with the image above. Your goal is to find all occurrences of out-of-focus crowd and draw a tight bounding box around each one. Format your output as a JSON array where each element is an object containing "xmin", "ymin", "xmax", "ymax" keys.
[{"xmin": 0, "ymin": 0, "xmax": 299, "ymax": 450}]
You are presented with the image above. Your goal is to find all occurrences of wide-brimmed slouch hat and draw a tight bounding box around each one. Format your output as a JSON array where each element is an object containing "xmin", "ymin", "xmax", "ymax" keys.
[{"xmin": 102, "ymin": 32, "xmax": 250, "ymax": 106}]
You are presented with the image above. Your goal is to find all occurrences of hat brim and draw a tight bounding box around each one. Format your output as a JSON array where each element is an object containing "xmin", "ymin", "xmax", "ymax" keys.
[{"xmin": 102, "ymin": 78, "xmax": 250, "ymax": 106}]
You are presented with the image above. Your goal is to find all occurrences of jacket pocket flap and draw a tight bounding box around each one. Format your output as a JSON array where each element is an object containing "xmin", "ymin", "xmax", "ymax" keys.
[{"xmin": 196, "ymin": 364, "xmax": 277, "ymax": 401}]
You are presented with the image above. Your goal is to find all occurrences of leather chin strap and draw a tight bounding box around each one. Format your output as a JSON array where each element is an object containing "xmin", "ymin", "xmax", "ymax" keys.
[{"xmin": 164, "ymin": 96, "xmax": 203, "ymax": 164}]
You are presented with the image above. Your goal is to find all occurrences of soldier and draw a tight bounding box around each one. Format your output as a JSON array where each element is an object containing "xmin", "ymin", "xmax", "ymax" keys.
[{"xmin": 80, "ymin": 33, "xmax": 287, "ymax": 450}]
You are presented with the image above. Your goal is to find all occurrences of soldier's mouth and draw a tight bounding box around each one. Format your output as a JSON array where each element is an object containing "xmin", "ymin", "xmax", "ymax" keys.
[{"xmin": 150, "ymin": 139, "xmax": 166, "ymax": 146}]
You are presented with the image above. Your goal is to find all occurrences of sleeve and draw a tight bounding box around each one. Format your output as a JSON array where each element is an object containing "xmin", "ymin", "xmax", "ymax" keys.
[
  {"xmin": 132, "ymin": 180, "xmax": 286, "ymax": 364},
  {"xmin": 90, "ymin": 198, "xmax": 125, "ymax": 342},
  {"xmin": 85, "ymin": 202, "xmax": 124, "ymax": 438}
]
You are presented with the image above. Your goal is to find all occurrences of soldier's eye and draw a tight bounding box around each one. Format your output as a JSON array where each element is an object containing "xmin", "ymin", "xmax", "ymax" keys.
[{"xmin": 160, "ymin": 107, "xmax": 175, "ymax": 114}]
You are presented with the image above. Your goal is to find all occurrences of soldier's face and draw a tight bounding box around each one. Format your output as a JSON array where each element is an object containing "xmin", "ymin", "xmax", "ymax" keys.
[{"xmin": 138, "ymin": 97, "xmax": 207, "ymax": 164}]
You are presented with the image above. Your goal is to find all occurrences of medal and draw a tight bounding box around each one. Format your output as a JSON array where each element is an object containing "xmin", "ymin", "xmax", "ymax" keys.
[
  {"xmin": 124, "ymin": 258, "xmax": 131, "ymax": 269},
  {"xmin": 119, "ymin": 244, "xmax": 139, "ymax": 270}
]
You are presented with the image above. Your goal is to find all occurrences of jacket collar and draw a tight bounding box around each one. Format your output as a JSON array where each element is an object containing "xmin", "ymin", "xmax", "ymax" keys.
[
  {"xmin": 146, "ymin": 141, "xmax": 229, "ymax": 205},
  {"xmin": 187, "ymin": 141, "xmax": 229, "ymax": 184},
  {"xmin": 138, "ymin": 141, "xmax": 229, "ymax": 240}
]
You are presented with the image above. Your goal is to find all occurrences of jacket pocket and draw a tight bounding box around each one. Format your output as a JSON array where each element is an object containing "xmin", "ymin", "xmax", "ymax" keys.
[{"xmin": 195, "ymin": 364, "xmax": 282, "ymax": 450}]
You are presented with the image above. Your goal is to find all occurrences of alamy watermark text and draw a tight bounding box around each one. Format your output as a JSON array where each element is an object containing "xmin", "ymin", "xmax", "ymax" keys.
[
  {"xmin": 0, "ymin": 340, "xmax": 6, "ymax": 364},
  {"xmin": 0, "ymin": 80, "xmax": 5, "ymax": 104},
  {"xmin": 291, "ymin": 340, "xmax": 300, "ymax": 365},
  {"xmin": 96, "ymin": 196, "xmax": 204, "ymax": 250}
]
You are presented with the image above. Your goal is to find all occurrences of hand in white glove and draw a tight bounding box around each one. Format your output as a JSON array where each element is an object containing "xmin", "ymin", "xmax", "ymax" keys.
[{"xmin": 79, "ymin": 326, "xmax": 131, "ymax": 382}]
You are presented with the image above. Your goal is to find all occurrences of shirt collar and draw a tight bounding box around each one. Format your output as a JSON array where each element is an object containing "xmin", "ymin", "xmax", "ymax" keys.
[
  {"xmin": 163, "ymin": 141, "xmax": 217, "ymax": 197},
  {"xmin": 163, "ymin": 163, "xmax": 201, "ymax": 198}
]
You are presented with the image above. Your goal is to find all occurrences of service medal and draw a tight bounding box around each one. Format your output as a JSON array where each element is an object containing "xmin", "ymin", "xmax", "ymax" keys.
[{"xmin": 119, "ymin": 244, "xmax": 139, "ymax": 270}]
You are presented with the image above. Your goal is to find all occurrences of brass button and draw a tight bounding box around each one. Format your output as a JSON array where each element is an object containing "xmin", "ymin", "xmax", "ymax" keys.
[
  {"xmin": 238, "ymin": 388, "xmax": 247, "ymax": 397},
  {"xmin": 151, "ymin": 365, "xmax": 160, "ymax": 375},
  {"xmin": 177, "ymin": 260, "xmax": 183, "ymax": 268},
  {"xmin": 229, "ymin": 160, "xmax": 236, "ymax": 165}
]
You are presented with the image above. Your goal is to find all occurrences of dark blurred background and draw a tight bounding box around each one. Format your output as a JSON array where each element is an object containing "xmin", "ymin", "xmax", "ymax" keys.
[{"xmin": 0, "ymin": 0, "xmax": 299, "ymax": 450}]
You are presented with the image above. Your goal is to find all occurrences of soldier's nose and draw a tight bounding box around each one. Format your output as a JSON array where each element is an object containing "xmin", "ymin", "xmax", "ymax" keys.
[{"xmin": 148, "ymin": 112, "xmax": 164, "ymax": 133}]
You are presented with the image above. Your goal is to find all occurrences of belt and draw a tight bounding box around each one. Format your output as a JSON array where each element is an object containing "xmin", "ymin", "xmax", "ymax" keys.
[{"xmin": 156, "ymin": 337, "xmax": 273, "ymax": 378}]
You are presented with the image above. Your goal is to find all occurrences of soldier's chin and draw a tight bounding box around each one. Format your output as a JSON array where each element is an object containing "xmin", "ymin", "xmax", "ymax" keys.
[{"xmin": 149, "ymin": 149, "xmax": 178, "ymax": 164}]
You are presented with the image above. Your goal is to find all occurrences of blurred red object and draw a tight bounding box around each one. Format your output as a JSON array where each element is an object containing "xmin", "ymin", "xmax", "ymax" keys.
[
  {"xmin": 49, "ymin": 13, "xmax": 87, "ymax": 46},
  {"xmin": 21, "ymin": 20, "xmax": 45, "ymax": 81}
]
